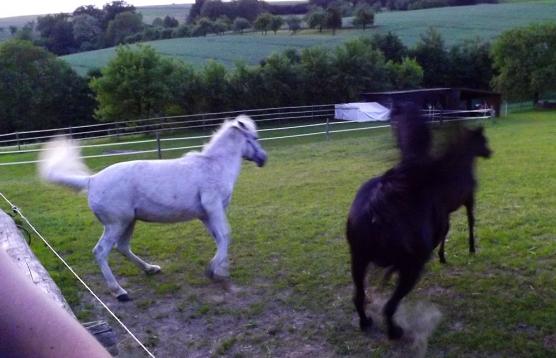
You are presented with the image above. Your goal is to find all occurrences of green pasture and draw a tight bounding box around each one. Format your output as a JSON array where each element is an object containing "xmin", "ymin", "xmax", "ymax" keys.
[
  {"xmin": 136, "ymin": 4, "xmax": 191, "ymax": 25},
  {"xmin": 1, "ymin": 110, "xmax": 555, "ymax": 356},
  {"xmin": 61, "ymin": 1, "xmax": 556, "ymax": 75}
]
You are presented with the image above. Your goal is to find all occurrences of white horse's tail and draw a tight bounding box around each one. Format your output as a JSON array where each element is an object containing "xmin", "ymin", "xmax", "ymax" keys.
[{"xmin": 38, "ymin": 136, "xmax": 91, "ymax": 191}]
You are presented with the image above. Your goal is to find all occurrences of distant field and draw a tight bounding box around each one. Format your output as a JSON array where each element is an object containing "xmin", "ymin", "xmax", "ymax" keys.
[
  {"xmin": 0, "ymin": 4, "xmax": 190, "ymax": 43},
  {"xmin": 62, "ymin": 1, "xmax": 556, "ymax": 75},
  {"xmin": 0, "ymin": 15, "xmax": 36, "ymax": 42},
  {"xmin": 138, "ymin": 3, "xmax": 191, "ymax": 25}
]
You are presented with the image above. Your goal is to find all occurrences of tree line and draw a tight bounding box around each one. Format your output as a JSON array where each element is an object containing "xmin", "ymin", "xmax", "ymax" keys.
[{"xmin": 1, "ymin": 23, "xmax": 555, "ymax": 134}]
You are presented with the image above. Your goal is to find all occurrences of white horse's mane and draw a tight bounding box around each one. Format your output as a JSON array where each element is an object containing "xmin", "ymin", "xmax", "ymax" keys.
[{"xmin": 202, "ymin": 115, "xmax": 258, "ymax": 153}]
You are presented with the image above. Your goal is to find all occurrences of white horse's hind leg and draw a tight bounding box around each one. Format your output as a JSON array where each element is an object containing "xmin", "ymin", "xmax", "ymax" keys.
[
  {"xmin": 115, "ymin": 221, "xmax": 161, "ymax": 274},
  {"xmin": 93, "ymin": 223, "xmax": 130, "ymax": 301}
]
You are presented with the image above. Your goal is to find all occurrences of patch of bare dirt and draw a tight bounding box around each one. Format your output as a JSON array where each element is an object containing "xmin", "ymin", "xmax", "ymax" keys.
[{"xmin": 77, "ymin": 277, "xmax": 336, "ymax": 357}]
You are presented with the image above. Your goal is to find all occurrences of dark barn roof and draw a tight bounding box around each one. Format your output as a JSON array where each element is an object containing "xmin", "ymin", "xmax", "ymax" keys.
[{"xmin": 361, "ymin": 88, "xmax": 502, "ymax": 116}]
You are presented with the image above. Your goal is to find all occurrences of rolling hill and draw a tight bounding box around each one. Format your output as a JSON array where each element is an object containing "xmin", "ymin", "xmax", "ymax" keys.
[{"xmin": 61, "ymin": 1, "xmax": 556, "ymax": 75}]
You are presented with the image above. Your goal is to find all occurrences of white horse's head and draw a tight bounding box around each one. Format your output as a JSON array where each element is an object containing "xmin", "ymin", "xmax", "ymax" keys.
[{"xmin": 231, "ymin": 115, "xmax": 267, "ymax": 167}]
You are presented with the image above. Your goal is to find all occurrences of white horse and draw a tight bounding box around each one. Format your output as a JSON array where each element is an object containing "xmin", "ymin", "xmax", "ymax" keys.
[{"xmin": 38, "ymin": 115, "xmax": 267, "ymax": 301}]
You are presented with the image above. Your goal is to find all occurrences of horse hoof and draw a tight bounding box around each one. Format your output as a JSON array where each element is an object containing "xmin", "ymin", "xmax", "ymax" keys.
[
  {"xmin": 220, "ymin": 280, "xmax": 240, "ymax": 293},
  {"xmin": 387, "ymin": 325, "xmax": 404, "ymax": 340},
  {"xmin": 117, "ymin": 293, "xmax": 132, "ymax": 302},
  {"xmin": 145, "ymin": 265, "xmax": 161, "ymax": 275},
  {"xmin": 204, "ymin": 267, "xmax": 215, "ymax": 280},
  {"xmin": 359, "ymin": 317, "xmax": 373, "ymax": 332}
]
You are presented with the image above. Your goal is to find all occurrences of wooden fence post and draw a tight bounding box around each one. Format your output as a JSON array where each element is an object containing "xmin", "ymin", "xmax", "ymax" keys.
[
  {"xmin": 0, "ymin": 209, "xmax": 118, "ymax": 355},
  {"xmin": 156, "ymin": 132, "xmax": 162, "ymax": 159}
]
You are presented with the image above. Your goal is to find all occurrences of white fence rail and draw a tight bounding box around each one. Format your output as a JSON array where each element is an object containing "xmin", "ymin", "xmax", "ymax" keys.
[{"xmin": 0, "ymin": 105, "xmax": 494, "ymax": 167}]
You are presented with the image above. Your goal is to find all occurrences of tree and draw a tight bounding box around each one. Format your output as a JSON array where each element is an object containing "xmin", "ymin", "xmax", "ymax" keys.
[
  {"xmin": 163, "ymin": 16, "xmax": 179, "ymax": 28},
  {"xmin": 73, "ymin": 5, "xmax": 104, "ymax": 23},
  {"xmin": 411, "ymin": 27, "xmax": 449, "ymax": 87},
  {"xmin": 188, "ymin": 0, "xmax": 206, "ymax": 23},
  {"xmin": 199, "ymin": 60, "xmax": 231, "ymax": 111},
  {"xmin": 369, "ymin": 32, "xmax": 407, "ymax": 62},
  {"xmin": 325, "ymin": 6, "xmax": 342, "ymax": 35},
  {"xmin": 9, "ymin": 26, "xmax": 17, "ymax": 35},
  {"xmin": 254, "ymin": 12, "xmax": 273, "ymax": 35},
  {"xmin": 492, "ymin": 23, "xmax": 556, "ymax": 104},
  {"xmin": 258, "ymin": 52, "xmax": 302, "ymax": 107},
  {"xmin": 192, "ymin": 17, "xmax": 214, "ymax": 36},
  {"xmin": 90, "ymin": 45, "xmax": 181, "ymax": 121},
  {"xmin": 173, "ymin": 24, "xmax": 192, "ymax": 38},
  {"xmin": 386, "ymin": 57, "xmax": 423, "ymax": 90},
  {"xmin": 73, "ymin": 14, "xmax": 102, "ymax": 51},
  {"xmin": 269, "ymin": 15, "xmax": 284, "ymax": 35},
  {"xmin": 213, "ymin": 17, "xmax": 230, "ymax": 35},
  {"xmin": 200, "ymin": 0, "xmax": 226, "ymax": 20},
  {"xmin": 0, "ymin": 40, "xmax": 95, "ymax": 133},
  {"xmin": 286, "ymin": 16, "xmax": 302, "ymax": 34},
  {"xmin": 232, "ymin": 17, "xmax": 251, "ymax": 34},
  {"xmin": 105, "ymin": 11, "xmax": 143, "ymax": 46},
  {"xmin": 305, "ymin": 7, "xmax": 326, "ymax": 33},
  {"xmin": 36, "ymin": 14, "xmax": 77, "ymax": 55},
  {"xmin": 447, "ymin": 38, "xmax": 492, "ymax": 90},
  {"xmin": 352, "ymin": 4, "xmax": 374, "ymax": 30},
  {"xmin": 300, "ymin": 46, "xmax": 335, "ymax": 103},
  {"xmin": 102, "ymin": 1, "xmax": 136, "ymax": 30},
  {"xmin": 152, "ymin": 17, "xmax": 164, "ymax": 27},
  {"xmin": 332, "ymin": 38, "xmax": 388, "ymax": 101}
]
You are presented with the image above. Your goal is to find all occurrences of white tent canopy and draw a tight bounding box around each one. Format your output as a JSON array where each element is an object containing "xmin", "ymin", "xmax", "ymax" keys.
[{"xmin": 334, "ymin": 102, "xmax": 391, "ymax": 122}]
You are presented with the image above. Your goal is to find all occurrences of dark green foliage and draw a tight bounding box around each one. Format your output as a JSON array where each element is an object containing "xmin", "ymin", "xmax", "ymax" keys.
[
  {"xmin": 325, "ymin": 6, "xmax": 342, "ymax": 35},
  {"xmin": 36, "ymin": 14, "xmax": 77, "ymax": 55},
  {"xmin": 192, "ymin": 17, "xmax": 214, "ymax": 37},
  {"xmin": 90, "ymin": 45, "xmax": 182, "ymax": 121},
  {"xmin": 285, "ymin": 16, "xmax": 302, "ymax": 34},
  {"xmin": 269, "ymin": 15, "xmax": 284, "ymax": 35},
  {"xmin": 369, "ymin": 32, "xmax": 407, "ymax": 63},
  {"xmin": 447, "ymin": 37, "xmax": 492, "ymax": 90},
  {"xmin": 411, "ymin": 27, "xmax": 450, "ymax": 87},
  {"xmin": 352, "ymin": 3, "xmax": 375, "ymax": 30},
  {"xmin": 305, "ymin": 7, "xmax": 326, "ymax": 33},
  {"xmin": 332, "ymin": 38, "xmax": 389, "ymax": 100},
  {"xmin": 0, "ymin": 40, "xmax": 95, "ymax": 133},
  {"xmin": 254, "ymin": 12, "xmax": 273, "ymax": 35},
  {"xmin": 163, "ymin": 16, "xmax": 179, "ymax": 28},
  {"xmin": 105, "ymin": 11, "xmax": 143, "ymax": 46},
  {"xmin": 492, "ymin": 22, "xmax": 556, "ymax": 103},
  {"xmin": 232, "ymin": 17, "xmax": 251, "ymax": 34}
]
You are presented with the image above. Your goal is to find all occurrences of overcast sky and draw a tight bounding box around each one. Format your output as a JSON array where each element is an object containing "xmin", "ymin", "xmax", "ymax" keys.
[{"xmin": 1, "ymin": 1, "xmax": 194, "ymax": 18}]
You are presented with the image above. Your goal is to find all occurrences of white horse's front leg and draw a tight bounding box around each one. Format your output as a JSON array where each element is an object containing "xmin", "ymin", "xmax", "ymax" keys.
[
  {"xmin": 202, "ymin": 211, "xmax": 231, "ymax": 279},
  {"xmin": 200, "ymin": 194, "xmax": 233, "ymax": 281}
]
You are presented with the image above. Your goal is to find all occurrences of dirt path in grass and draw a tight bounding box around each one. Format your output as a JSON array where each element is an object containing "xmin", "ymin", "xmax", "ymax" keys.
[
  {"xmin": 78, "ymin": 274, "xmax": 445, "ymax": 357},
  {"xmin": 79, "ymin": 279, "xmax": 337, "ymax": 357}
]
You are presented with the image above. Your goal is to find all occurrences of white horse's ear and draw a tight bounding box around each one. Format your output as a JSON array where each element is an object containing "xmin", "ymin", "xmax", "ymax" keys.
[{"xmin": 237, "ymin": 121, "xmax": 247, "ymax": 130}]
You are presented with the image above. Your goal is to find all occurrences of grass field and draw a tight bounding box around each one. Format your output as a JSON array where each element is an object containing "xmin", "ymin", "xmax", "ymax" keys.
[
  {"xmin": 0, "ymin": 4, "xmax": 191, "ymax": 43},
  {"xmin": 1, "ymin": 110, "xmax": 555, "ymax": 356},
  {"xmin": 61, "ymin": 1, "xmax": 556, "ymax": 75}
]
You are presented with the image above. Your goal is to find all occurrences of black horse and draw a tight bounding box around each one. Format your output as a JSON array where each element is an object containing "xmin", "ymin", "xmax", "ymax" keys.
[{"xmin": 346, "ymin": 105, "xmax": 491, "ymax": 339}]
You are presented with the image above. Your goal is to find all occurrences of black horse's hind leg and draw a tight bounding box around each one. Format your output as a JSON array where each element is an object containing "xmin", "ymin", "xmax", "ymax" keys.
[
  {"xmin": 465, "ymin": 197, "xmax": 476, "ymax": 254},
  {"xmin": 383, "ymin": 265, "xmax": 422, "ymax": 339},
  {"xmin": 351, "ymin": 255, "xmax": 372, "ymax": 331},
  {"xmin": 438, "ymin": 238, "xmax": 447, "ymax": 264},
  {"xmin": 437, "ymin": 221, "xmax": 450, "ymax": 264}
]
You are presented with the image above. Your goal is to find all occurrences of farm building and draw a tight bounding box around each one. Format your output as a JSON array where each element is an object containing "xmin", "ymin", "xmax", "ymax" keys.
[{"xmin": 361, "ymin": 88, "xmax": 502, "ymax": 117}]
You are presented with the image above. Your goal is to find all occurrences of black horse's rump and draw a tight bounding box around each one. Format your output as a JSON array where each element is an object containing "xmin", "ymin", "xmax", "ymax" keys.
[{"xmin": 346, "ymin": 103, "xmax": 491, "ymax": 339}]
